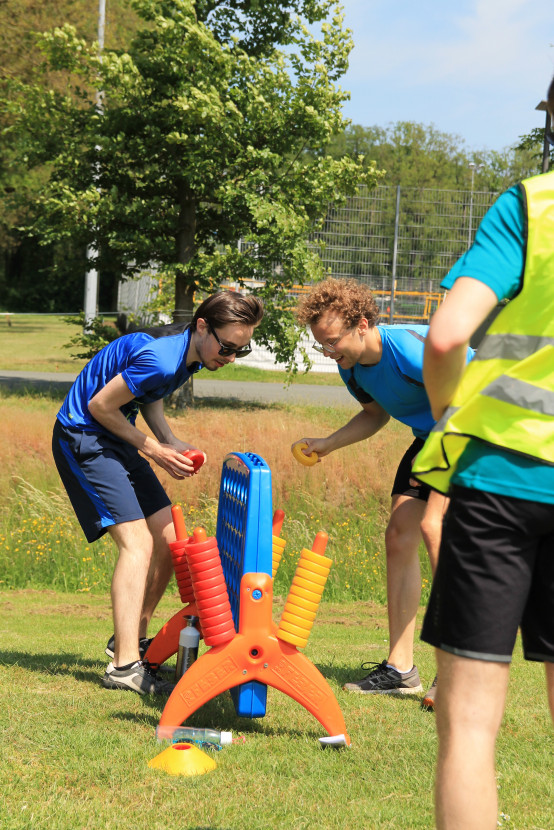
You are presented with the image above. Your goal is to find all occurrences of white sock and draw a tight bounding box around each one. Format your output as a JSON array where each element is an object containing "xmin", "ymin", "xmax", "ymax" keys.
[{"xmin": 387, "ymin": 663, "xmax": 412, "ymax": 675}]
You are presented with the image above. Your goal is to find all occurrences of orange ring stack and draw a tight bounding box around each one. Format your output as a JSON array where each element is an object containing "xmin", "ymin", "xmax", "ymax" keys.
[
  {"xmin": 185, "ymin": 527, "xmax": 236, "ymax": 647},
  {"xmin": 169, "ymin": 505, "xmax": 195, "ymax": 605},
  {"xmin": 276, "ymin": 532, "xmax": 332, "ymax": 649}
]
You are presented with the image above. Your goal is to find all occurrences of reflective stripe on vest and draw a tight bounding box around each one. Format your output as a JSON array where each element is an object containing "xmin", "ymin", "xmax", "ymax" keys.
[
  {"xmin": 475, "ymin": 334, "xmax": 554, "ymax": 361},
  {"xmin": 482, "ymin": 375, "xmax": 554, "ymax": 417}
]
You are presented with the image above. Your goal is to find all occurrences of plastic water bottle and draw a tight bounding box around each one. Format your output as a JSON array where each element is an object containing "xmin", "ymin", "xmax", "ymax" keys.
[
  {"xmin": 156, "ymin": 725, "xmax": 233, "ymax": 745},
  {"xmin": 174, "ymin": 615, "xmax": 200, "ymax": 680}
]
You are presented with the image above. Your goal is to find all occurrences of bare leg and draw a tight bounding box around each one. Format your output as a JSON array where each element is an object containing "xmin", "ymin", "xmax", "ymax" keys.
[
  {"xmin": 386, "ymin": 494, "xmax": 426, "ymax": 671},
  {"xmin": 546, "ymin": 661, "xmax": 554, "ymax": 724},
  {"xmin": 139, "ymin": 506, "xmax": 176, "ymax": 638},
  {"xmin": 435, "ymin": 650, "xmax": 509, "ymax": 830},
  {"xmin": 421, "ymin": 490, "xmax": 449, "ymax": 577},
  {"xmin": 108, "ymin": 519, "xmax": 154, "ymax": 667},
  {"xmin": 420, "ymin": 490, "xmax": 450, "ymax": 703}
]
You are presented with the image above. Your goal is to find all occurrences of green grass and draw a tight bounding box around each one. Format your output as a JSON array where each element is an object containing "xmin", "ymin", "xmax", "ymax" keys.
[
  {"xmin": 1, "ymin": 590, "xmax": 552, "ymax": 830},
  {"xmin": 0, "ymin": 314, "xmax": 89, "ymax": 373},
  {"xmin": 1, "ymin": 367, "xmax": 552, "ymax": 828},
  {"xmin": 213, "ymin": 363, "xmax": 344, "ymax": 386},
  {"xmin": 0, "ymin": 312, "xmax": 343, "ymax": 384}
]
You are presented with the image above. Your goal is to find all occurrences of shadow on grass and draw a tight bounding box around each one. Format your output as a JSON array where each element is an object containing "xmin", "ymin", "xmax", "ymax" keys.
[
  {"xmin": 117, "ymin": 685, "xmax": 335, "ymax": 741},
  {"xmin": 0, "ymin": 385, "xmax": 284, "ymax": 411},
  {"xmin": 0, "ymin": 382, "xmax": 69, "ymax": 401},
  {"xmin": 2, "ymin": 649, "xmax": 175, "ymax": 714},
  {"xmin": 2, "ymin": 648, "xmax": 100, "ymax": 676},
  {"xmin": 315, "ymin": 659, "xmax": 428, "ymax": 709},
  {"xmin": 169, "ymin": 396, "xmax": 283, "ymax": 412}
]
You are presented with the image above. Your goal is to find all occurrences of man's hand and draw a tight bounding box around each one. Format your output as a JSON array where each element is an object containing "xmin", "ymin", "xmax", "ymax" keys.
[
  {"xmin": 291, "ymin": 437, "xmax": 331, "ymax": 461},
  {"xmin": 146, "ymin": 443, "xmax": 205, "ymax": 479}
]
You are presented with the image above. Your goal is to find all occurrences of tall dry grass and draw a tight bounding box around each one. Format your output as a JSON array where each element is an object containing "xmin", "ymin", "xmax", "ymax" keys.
[{"xmin": 0, "ymin": 392, "xmax": 425, "ymax": 599}]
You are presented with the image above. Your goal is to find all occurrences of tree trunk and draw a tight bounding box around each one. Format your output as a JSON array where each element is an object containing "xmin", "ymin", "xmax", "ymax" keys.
[{"xmin": 171, "ymin": 182, "xmax": 197, "ymax": 409}]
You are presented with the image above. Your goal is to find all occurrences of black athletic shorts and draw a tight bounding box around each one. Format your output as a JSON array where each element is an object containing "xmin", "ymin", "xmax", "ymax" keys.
[
  {"xmin": 52, "ymin": 420, "xmax": 171, "ymax": 543},
  {"xmin": 421, "ymin": 484, "xmax": 554, "ymax": 663},
  {"xmin": 391, "ymin": 437, "xmax": 432, "ymax": 502}
]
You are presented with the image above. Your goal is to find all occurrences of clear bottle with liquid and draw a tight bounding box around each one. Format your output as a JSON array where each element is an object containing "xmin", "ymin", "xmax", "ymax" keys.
[
  {"xmin": 174, "ymin": 615, "xmax": 200, "ymax": 680},
  {"xmin": 156, "ymin": 725, "xmax": 233, "ymax": 745}
]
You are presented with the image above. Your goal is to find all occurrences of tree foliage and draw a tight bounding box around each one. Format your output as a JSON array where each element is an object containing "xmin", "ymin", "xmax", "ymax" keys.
[
  {"xmin": 325, "ymin": 121, "xmax": 542, "ymax": 192},
  {"xmin": 2, "ymin": 0, "xmax": 379, "ymax": 369},
  {"xmin": 0, "ymin": 0, "xmax": 139, "ymax": 311}
]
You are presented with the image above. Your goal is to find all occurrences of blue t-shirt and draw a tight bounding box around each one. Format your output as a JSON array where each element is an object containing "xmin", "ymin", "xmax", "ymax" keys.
[
  {"xmin": 57, "ymin": 328, "xmax": 200, "ymax": 434},
  {"xmin": 442, "ymin": 185, "xmax": 554, "ymax": 504},
  {"xmin": 339, "ymin": 324, "xmax": 441, "ymax": 439}
]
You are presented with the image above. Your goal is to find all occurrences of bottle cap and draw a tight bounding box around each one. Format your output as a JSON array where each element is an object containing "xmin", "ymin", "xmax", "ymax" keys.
[{"xmin": 220, "ymin": 731, "xmax": 232, "ymax": 745}]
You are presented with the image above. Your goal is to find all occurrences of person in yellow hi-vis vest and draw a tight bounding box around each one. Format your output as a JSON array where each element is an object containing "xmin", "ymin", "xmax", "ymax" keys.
[{"xmin": 412, "ymin": 77, "xmax": 554, "ymax": 830}]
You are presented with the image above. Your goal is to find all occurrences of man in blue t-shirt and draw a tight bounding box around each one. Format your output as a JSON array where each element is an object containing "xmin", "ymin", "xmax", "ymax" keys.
[
  {"xmin": 292, "ymin": 277, "xmax": 473, "ymax": 702},
  {"xmin": 414, "ymin": 77, "xmax": 554, "ymax": 830},
  {"xmin": 52, "ymin": 291, "xmax": 263, "ymax": 695}
]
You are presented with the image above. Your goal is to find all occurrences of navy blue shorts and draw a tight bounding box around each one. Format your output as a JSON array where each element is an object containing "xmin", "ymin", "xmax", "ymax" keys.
[
  {"xmin": 391, "ymin": 437, "xmax": 432, "ymax": 502},
  {"xmin": 422, "ymin": 485, "xmax": 554, "ymax": 663},
  {"xmin": 52, "ymin": 420, "xmax": 171, "ymax": 543}
]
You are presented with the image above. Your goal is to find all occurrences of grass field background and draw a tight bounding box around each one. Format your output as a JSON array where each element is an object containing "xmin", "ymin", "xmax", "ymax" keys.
[
  {"xmin": 0, "ymin": 318, "xmax": 552, "ymax": 829},
  {"xmin": 0, "ymin": 313, "xmax": 343, "ymax": 385},
  {"xmin": 2, "ymin": 590, "xmax": 552, "ymax": 830}
]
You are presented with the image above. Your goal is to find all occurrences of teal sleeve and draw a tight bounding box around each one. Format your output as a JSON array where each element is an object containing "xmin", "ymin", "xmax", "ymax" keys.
[{"xmin": 441, "ymin": 186, "xmax": 524, "ymax": 301}]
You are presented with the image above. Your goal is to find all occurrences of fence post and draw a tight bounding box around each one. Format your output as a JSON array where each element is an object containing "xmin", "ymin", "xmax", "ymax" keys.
[{"xmin": 389, "ymin": 185, "xmax": 401, "ymax": 325}]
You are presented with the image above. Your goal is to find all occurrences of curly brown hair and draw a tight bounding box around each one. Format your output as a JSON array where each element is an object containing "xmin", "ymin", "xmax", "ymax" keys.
[{"xmin": 295, "ymin": 278, "xmax": 380, "ymax": 329}]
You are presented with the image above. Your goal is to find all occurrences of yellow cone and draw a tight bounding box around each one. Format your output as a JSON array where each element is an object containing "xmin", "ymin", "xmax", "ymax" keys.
[{"xmin": 148, "ymin": 742, "xmax": 217, "ymax": 776}]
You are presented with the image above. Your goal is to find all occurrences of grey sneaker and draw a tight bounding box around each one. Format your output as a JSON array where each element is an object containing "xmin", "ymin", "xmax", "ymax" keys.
[
  {"xmin": 422, "ymin": 675, "xmax": 438, "ymax": 710},
  {"xmin": 343, "ymin": 660, "xmax": 423, "ymax": 695},
  {"xmin": 105, "ymin": 635, "xmax": 152, "ymax": 660},
  {"xmin": 102, "ymin": 661, "xmax": 176, "ymax": 696}
]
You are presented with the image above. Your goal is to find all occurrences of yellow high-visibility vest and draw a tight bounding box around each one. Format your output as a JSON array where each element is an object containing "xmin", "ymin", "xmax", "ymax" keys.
[{"xmin": 413, "ymin": 171, "xmax": 554, "ymax": 494}]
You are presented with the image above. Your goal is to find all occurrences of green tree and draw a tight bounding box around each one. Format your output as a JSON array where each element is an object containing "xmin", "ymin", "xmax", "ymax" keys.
[
  {"xmin": 0, "ymin": 0, "xmax": 140, "ymax": 311},
  {"xmin": 516, "ymin": 127, "xmax": 553, "ymax": 175},
  {"xmin": 3, "ymin": 0, "xmax": 379, "ymax": 368},
  {"xmin": 326, "ymin": 121, "xmax": 541, "ymax": 191}
]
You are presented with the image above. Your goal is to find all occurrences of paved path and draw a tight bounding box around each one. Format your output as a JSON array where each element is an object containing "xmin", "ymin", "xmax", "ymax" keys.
[{"xmin": 0, "ymin": 369, "xmax": 357, "ymax": 407}]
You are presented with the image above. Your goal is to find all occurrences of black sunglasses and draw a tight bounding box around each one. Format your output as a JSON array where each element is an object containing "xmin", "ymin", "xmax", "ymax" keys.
[{"xmin": 207, "ymin": 321, "xmax": 252, "ymax": 358}]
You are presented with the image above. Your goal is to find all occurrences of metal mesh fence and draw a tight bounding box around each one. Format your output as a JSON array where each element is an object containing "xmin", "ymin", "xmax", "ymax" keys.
[
  {"xmin": 116, "ymin": 184, "xmax": 500, "ymax": 371},
  {"xmin": 308, "ymin": 184, "xmax": 498, "ymax": 323}
]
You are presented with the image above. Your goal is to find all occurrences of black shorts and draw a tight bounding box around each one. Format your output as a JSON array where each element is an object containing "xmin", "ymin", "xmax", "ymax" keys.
[
  {"xmin": 391, "ymin": 437, "xmax": 432, "ymax": 502},
  {"xmin": 52, "ymin": 420, "xmax": 171, "ymax": 543},
  {"xmin": 421, "ymin": 484, "xmax": 554, "ymax": 663}
]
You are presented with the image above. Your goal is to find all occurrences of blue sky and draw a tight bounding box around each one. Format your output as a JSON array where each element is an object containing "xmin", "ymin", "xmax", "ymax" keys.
[{"xmin": 337, "ymin": 0, "xmax": 554, "ymax": 152}]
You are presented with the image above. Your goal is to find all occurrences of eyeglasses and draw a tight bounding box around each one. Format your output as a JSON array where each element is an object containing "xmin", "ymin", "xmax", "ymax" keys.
[
  {"xmin": 207, "ymin": 321, "xmax": 252, "ymax": 358},
  {"xmin": 312, "ymin": 328, "xmax": 351, "ymax": 354}
]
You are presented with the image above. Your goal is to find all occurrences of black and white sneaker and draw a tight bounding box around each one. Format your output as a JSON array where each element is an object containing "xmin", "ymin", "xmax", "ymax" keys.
[
  {"xmin": 105, "ymin": 635, "xmax": 153, "ymax": 660},
  {"xmin": 102, "ymin": 661, "xmax": 176, "ymax": 696},
  {"xmin": 343, "ymin": 660, "xmax": 423, "ymax": 694}
]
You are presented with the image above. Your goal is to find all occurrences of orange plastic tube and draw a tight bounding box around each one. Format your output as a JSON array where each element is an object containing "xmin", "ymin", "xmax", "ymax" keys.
[
  {"xmin": 171, "ymin": 505, "xmax": 188, "ymax": 542},
  {"xmin": 272, "ymin": 509, "xmax": 285, "ymax": 537}
]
